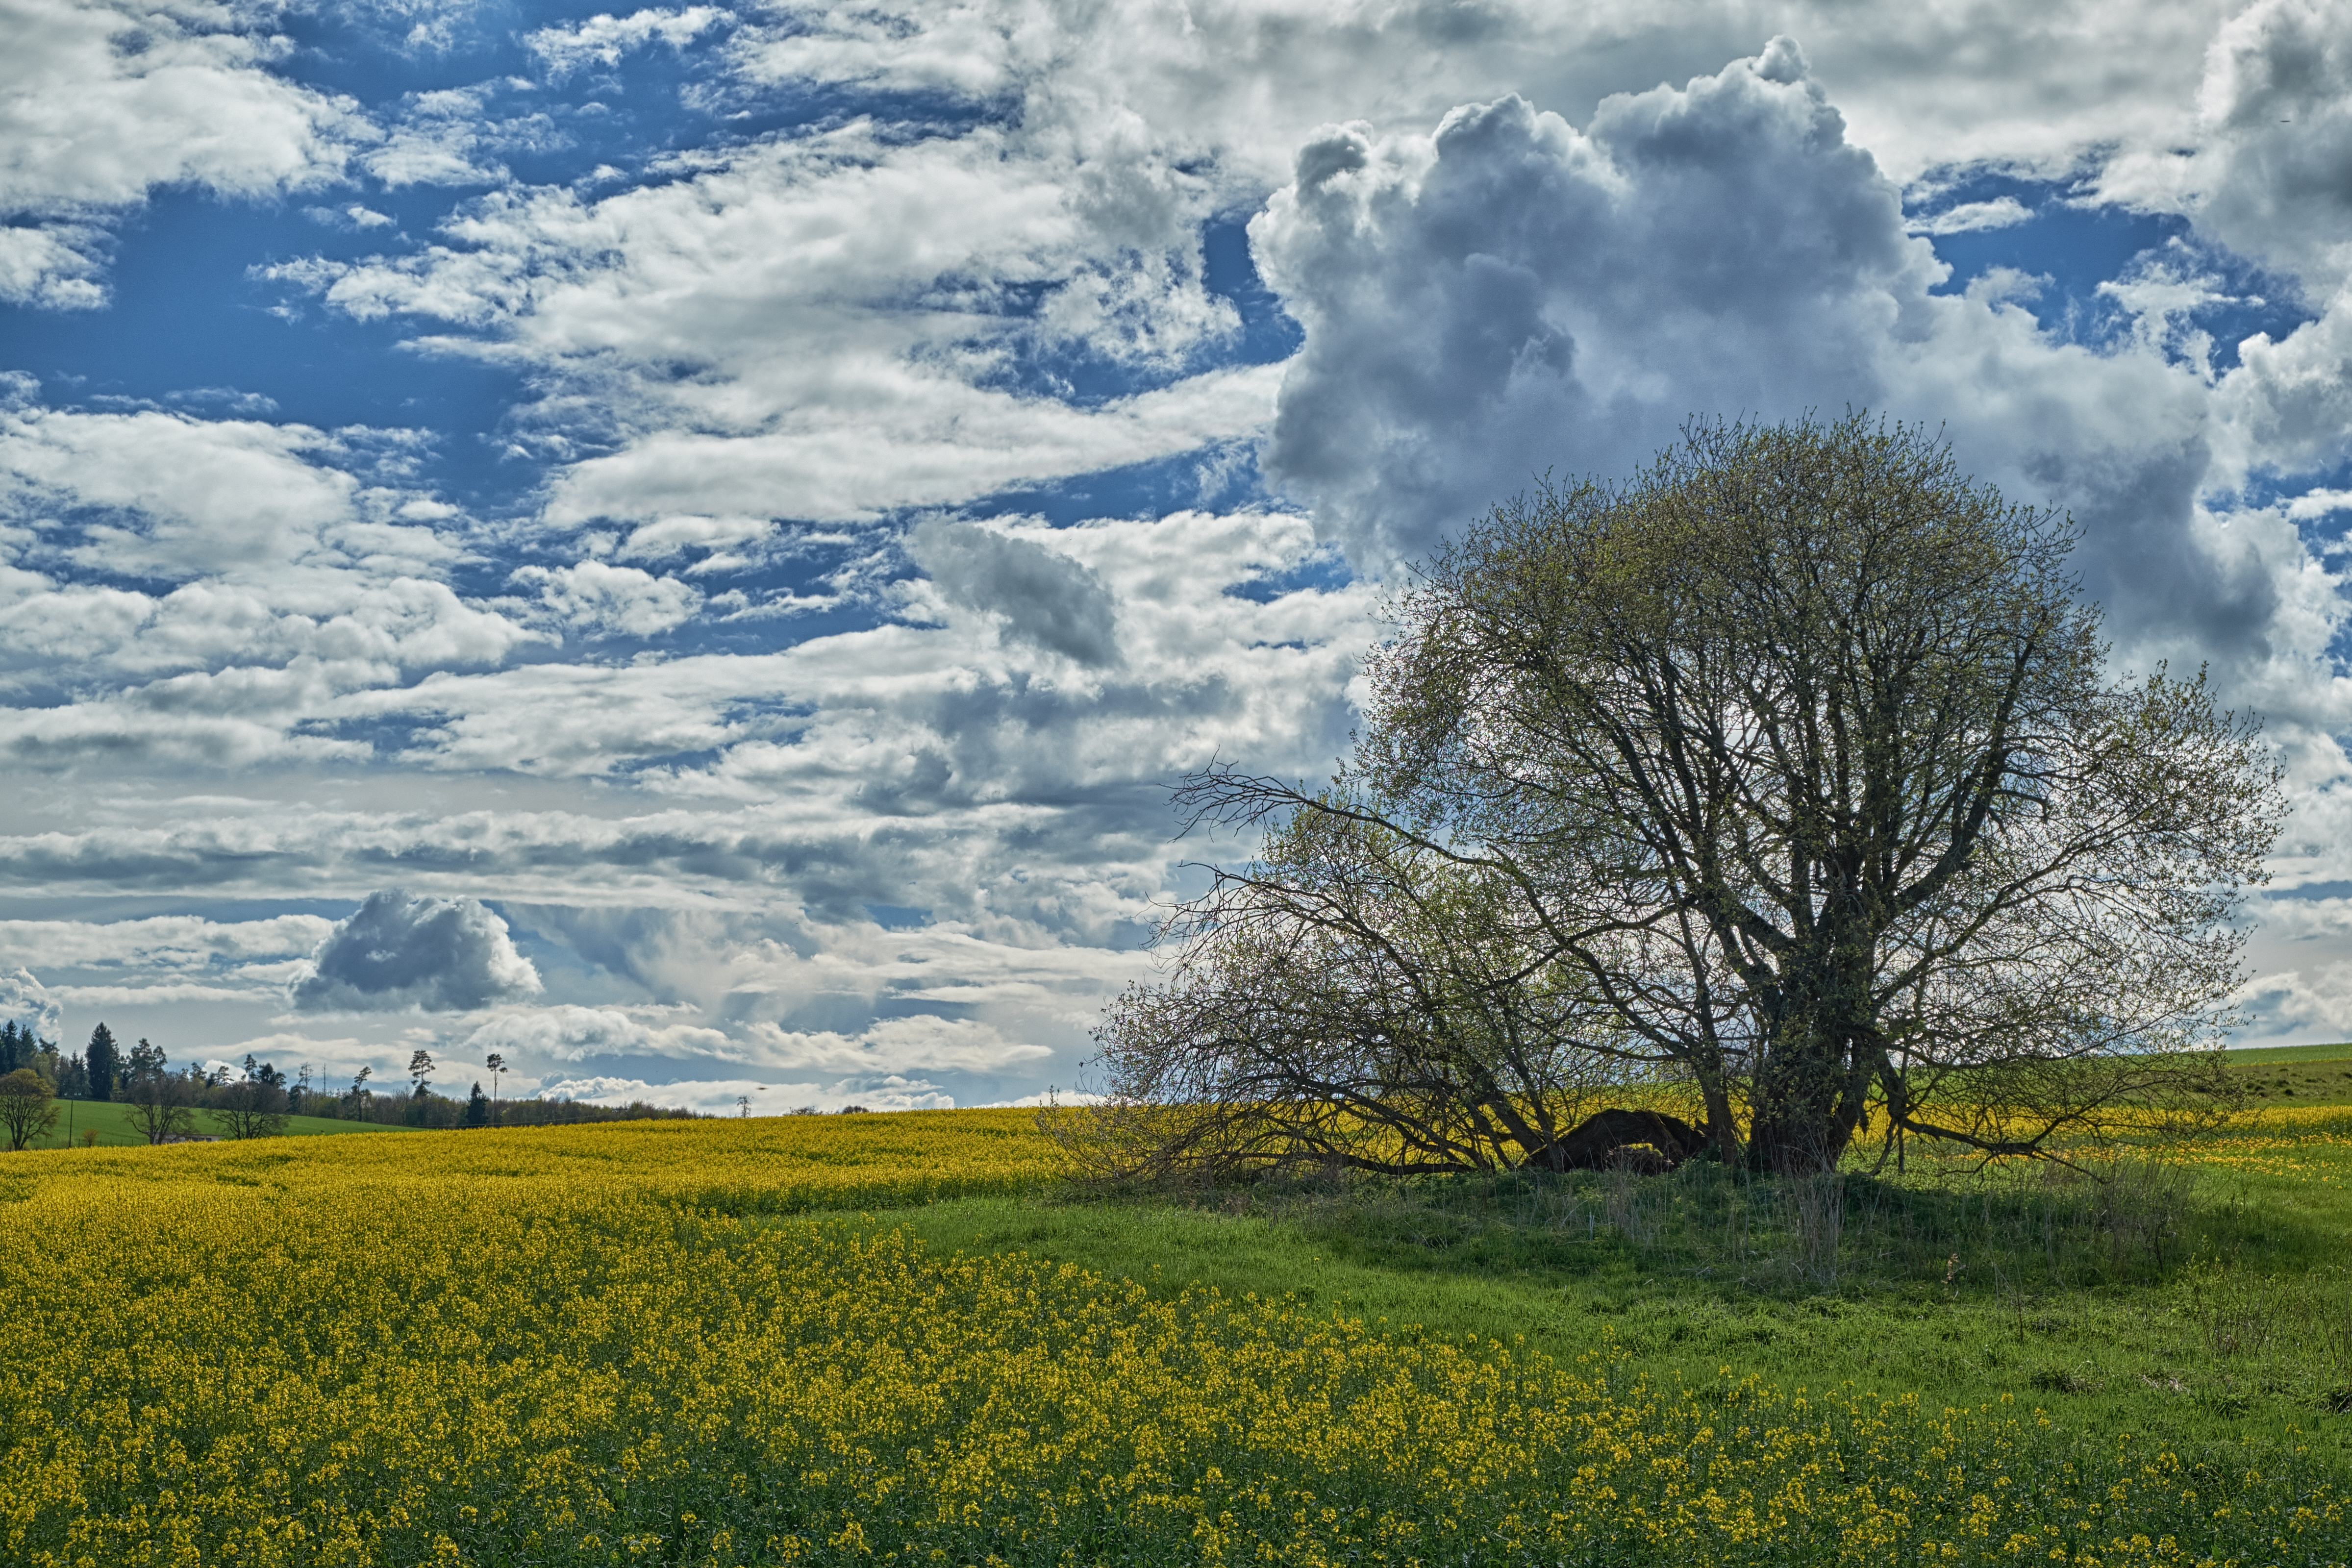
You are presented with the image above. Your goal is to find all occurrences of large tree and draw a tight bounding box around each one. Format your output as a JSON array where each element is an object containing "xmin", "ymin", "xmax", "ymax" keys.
[
  {"xmin": 0, "ymin": 1068, "xmax": 57, "ymax": 1151},
  {"xmin": 1097, "ymin": 416, "xmax": 2282, "ymax": 1176},
  {"xmin": 1087, "ymin": 804, "xmax": 1630, "ymax": 1179},
  {"xmin": 121, "ymin": 1038, "xmax": 198, "ymax": 1145},
  {"xmin": 207, "ymin": 1056, "xmax": 291, "ymax": 1141},
  {"xmin": 85, "ymin": 1022, "xmax": 120, "ymax": 1102}
]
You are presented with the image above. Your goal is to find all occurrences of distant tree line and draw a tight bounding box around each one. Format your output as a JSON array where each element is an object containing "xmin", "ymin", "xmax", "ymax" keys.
[{"xmin": 0, "ymin": 1025, "xmax": 703, "ymax": 1148}]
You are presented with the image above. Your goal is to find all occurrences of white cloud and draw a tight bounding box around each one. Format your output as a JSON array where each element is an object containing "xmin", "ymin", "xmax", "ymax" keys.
[
  {"xmin": 463, "ymin": 1003, "xmax": 731, "ymax": 1060},
  {"xmin": 0, "ymin": 914, "xmax": 332, "ymax": 969},
  {"xmin": 0, "ymin": 0, "xmax": 361, "ymax": 304},
  {"xmin": 1906, "ymin": 195, "xmax": 2033, "ymax": 235},
  {"xmin": 727, "ymin": 0, "xmax": 2234, "ymax": 192},
  {"xmin": 745, "ymin": 1014, "xmax": 1050, "ymax": 1077},
  {"xmin": 512, "ymin": 559, "xmax": 702, "ymax": 639},
  {"xmin": 533, "ymin": 1073, "xmax": 946, "ymax": 1113},
  {"xmin": 270, "ymin": 114, "xmax": 1276, "ymax": 524},
  {"xmin": 526, "ymin": 7, "xmax": 731, "ymax": 78},
  {"xmin": 614, "ymin": 513, "xmax": 777, "ymax": 564},
  {"xmin": 2182, "ymin": 0, "xmax": 2352, "ymax": 296},
  {"xmin": 0, "ymin": 967, "xmax": 60, "ymax": 1040},
  {"xmin": 359, "ymin": 83, "xmax": 564, "ymax": 189},
  {"xmin": 0, "ymin": 398, "xmax": 538, "ymax": 768},
  {"xmin": 906, "ymin": 519, "xmax": 1119, "ymax": 666}
]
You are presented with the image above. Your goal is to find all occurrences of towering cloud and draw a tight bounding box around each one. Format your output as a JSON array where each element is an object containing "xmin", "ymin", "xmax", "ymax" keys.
[{"xmin": 290, "ymin": 891, "xmax": 543, "ymax": 1014}]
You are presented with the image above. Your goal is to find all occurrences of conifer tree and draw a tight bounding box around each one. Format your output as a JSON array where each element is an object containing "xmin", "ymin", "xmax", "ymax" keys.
[{"xmin": 85, "ymin": 1023, "xmax": 120, "ymax": 1101}]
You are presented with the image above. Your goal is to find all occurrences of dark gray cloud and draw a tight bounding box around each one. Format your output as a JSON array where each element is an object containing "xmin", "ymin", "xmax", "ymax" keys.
[
  {"xmin": 907, "ymin": 520, "xmax": 1122, "ymax": 666},
  {"xmin": 289, "ymin": 889, "xmax": 544, "ymax": 1013}
]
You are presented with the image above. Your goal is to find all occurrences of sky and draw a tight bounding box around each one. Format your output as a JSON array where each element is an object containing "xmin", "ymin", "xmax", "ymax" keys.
[{"xmin": 5, "ymin": 0, "xmax": 2352, "ymax": 1113}]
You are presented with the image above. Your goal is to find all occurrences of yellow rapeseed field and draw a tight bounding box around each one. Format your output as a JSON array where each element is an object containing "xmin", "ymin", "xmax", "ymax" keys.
[{"xmin": 2, "ymin": 1114, "xmax": 2344, "ymax": 1566}]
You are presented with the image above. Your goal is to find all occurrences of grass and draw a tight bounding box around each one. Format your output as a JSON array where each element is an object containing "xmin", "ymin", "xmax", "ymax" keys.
[
  {"xmin": 874, "ymin": 1046, "xmax": 2352, "ymax": 1483},
  {"xmin": 2219, "ymin": 1040, "xmax": 2352, "ymax": 1099},
  {"xmin": 33, "ymin": 1096, "xmax": 421, "ymax": 1147}
]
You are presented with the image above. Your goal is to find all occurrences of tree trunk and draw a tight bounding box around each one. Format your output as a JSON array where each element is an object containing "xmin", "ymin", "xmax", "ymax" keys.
[{"xmin": 1745, "ymin": 1013, "xmax": 1865, "ymax": 1174}]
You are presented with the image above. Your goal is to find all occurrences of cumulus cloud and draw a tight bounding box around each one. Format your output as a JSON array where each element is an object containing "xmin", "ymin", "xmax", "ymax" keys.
[
  {"xmin": 359, "ymin": 83, "xmax": 564, "ymax": 189},
  {"xmin": 1245, "ymin": 43, "xmax": 2333, "ymax": 697},
  {"xmin": 2183, "ymin": 0, "xmax": 2352, "ymax": 296},
  {"xmin": 0, "ymin": 967, "xmax": 60, "ymax": 1041},
  {"xmin": 906, "ymin": 519, "xmax": 1120, "ymax": 665},
  {"xmin": 526, "ymin": 6, "xmax": 731, "ymax": 78},
  {"xmin": 512, "ymin": 560, "xmax": 702, "ymax": 640},
  {"xmin": 1252, "ymin": 50, "xmax": 1936, "ymax": 567},
  {"xmin": 0, "ymin": 0, "xmax": 360, "ymax": 304},
  {"xmin": 289, "ymin": 889, "xmax": 543, "ymax": 1013}
]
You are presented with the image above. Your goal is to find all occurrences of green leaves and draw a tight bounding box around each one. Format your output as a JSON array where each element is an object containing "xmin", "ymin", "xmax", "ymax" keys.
[{"xmin": 1130, "ymin": 414, "xmax": 2284, "ymax": 1178}]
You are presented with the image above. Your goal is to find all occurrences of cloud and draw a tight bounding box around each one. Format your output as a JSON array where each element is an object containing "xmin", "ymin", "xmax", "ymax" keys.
[
  {"xmin": 463, "ymin": 1003, "xmax": 731, "ymax": 1060},
  {"xmin": 2183, "ymin": 0, "xmax": 2352, "ymax": 296},
  {"xmin": 728, "ymin": 0, "xmax": 2230, "ymax": 192},
  {"xmin": 359, "ymin": 83, "xmax": 565, "ymax": 189},
  {"xmin": 0, "ymin": 0, "xmax": 360, "ymax": 304},
  {"xmin": 0, "ymin": 914, "xmax": 334, "ymax": 970},
  {"xmin": 526, "ymin": 7, "xmax": 731, "ymax": 78},
  {"xmin": 512, "ymin": 560, "xmax": 702, "ymax": 639},
  {"xmin": 1244, "ymin": 44, "xmax": 2339, "ymax": 700},
  {"xmin": 532, "ymin": 1072, "xmax": 949, "ymax": 1113},
  {"xmin": 289, "ymin": 889, "xmax": 543, "ymax": 1012},
  {"xmin": 266, "ymin": 107, "xmax": 1274, "ymax": 526},
  {"xmin": 1251, "ymin": 50, "xmax": 1937, "ymax": 569},
  {"xmin": 1906, "ymin": 196, "xmax": 2034, "ymax": 235},
  {"xmin": 744, "ymin": 1014, "xmax": 1050, "ymax": 1077},
  {"xmin": 906, "ymin": 519, "xmax": 1120, "ymax": 666},
  {"xmin": 0, "ymin": 968, "xmax": 60, "ymax": 1041}
]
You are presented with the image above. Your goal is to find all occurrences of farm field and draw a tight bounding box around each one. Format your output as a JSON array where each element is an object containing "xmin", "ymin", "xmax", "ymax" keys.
[
  {"xmin": 31, "ymin": 1096, "xmax": 426, "ymax": 1147},
  {"xmin": 3, "ymin": 1088, "xmax": 2349, "ymax": 1565}
]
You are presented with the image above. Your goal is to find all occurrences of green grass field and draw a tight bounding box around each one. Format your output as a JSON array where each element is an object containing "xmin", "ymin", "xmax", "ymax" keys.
[
  {"xmin": 2221, "ymin": 1040, "xmax": 2352, "ymax": 1099},
  {"xmin": 33, "ymin": 1096, "xmax": 419, "ymax": 1148},
  {"xmin": 874, "ymin": 1041, "xmax": 2352, "ymax": 1486}
]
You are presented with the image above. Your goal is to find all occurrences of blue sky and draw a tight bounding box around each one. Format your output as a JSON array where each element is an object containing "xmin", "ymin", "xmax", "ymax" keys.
[{"xmin": 5, "ymin": 0, "xmax": 2352, "ymax": 1110}]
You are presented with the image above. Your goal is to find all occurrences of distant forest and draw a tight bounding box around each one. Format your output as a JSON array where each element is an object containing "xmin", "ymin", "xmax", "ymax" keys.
[{"xmin": 1, "ymin": 1020, "xmax": 702, "ymax": 1139}]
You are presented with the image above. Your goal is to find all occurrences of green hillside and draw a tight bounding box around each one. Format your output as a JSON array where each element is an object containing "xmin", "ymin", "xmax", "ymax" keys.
[
  {"xmin": 34, "ymin": 1098, "xmax": 421, "ymax": 1148},
  {"xmin": 2219, "ymin": 1039, "xmax": 2352, "ymax": 1102}
]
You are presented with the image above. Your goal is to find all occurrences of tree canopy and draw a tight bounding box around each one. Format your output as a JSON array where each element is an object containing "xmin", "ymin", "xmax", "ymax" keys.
[{"xmin": 1086, "ymin": 415, "xmax": 2284, "ymax": 1178}]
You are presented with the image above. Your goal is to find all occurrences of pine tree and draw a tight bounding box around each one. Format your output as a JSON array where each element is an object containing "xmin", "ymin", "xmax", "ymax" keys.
[
  {"xmin": 85, "ymin": 1023, "xmax": 120, "ymax": 1101},
  {"xmin": 0, "ymin": 1021, "xmax": 21, "ymax": 1076},
  {"xmin": 465, "ymin": 1082, "xmax": 490, "ymax": 1126}
]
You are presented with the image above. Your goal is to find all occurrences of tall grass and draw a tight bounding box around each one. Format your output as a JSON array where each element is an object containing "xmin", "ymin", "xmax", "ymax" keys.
[{"xmin": 1237, "ymin": 1151, "xmax": 2199, "ymax": 1299}]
